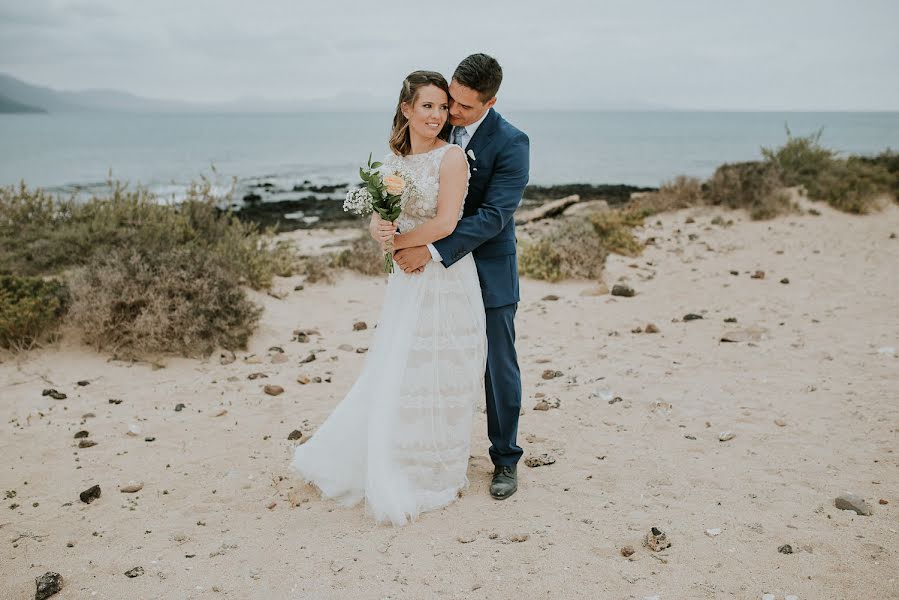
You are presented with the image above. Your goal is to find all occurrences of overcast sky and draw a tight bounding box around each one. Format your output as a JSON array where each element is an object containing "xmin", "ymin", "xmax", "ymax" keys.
[{"xmin": 1, "ymin": 0, "xmax": 897, "ymax": 110}]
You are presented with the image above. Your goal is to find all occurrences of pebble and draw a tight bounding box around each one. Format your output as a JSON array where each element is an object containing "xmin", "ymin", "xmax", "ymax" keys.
[
  {"xmin": 780, "ymin": 277, "xmax": 790, "ymax": 284},
  {"xmin": 683, "ymin": 313, "xmax": 703, "ymax": 321},
  {"xmin": 353, "ymin": 321, "xmax": 368, "ymax": 331},
  {"xmin": 778, "ymin": 544, "xmax": 793, "ymax": 554},
  {"xmin": 834, "ymin": 493, "xmax": 873, "ymax": 516},
  {"xmin": 35, "ymin": 571, "xmax": 63, "ymax": 600},
  {"xmin": 73, "ymin": 430, "xmax": 89, "ymax": 439},
  {"xmin": 533, "ymin": 400, "xmax": 551, "ymax": 411},
  {"xmin": 79, "ymin": 484, "xmax": 101, "ymax": 504},
  {"xmin": 174, "ymin": 403, "xmax": 186, "ymax": 411},
  {"xmin": 524, "ymin": 453, "xmax": 556, "ymax": 468},
  {"xmin": 78, "ymin": 439, "xmax": 97, "ymax": 448},
  {"xmin": 248, "ymin": 372, "xmax": 268, "ymax": 380},
  {"xmin": 76, "ymin": 380, "xmax": 90, "ymax": 386},
  {"xmin": 542, "ymin": 294, "xmax": 560, "ymax": 301},
  {"xmin": 264, "ymin": 385, "xmax": 285, "ymax": 396},
  {"xmin": 645, "ymin": 323, "xmax": 660, "ymax": 333},
  {"xmin": 287, "ymin": 430, "xmax": 303, "ymax": 441},
  {"xmin": 644, "ymin": 527, "xmax": 671, "ymax": 551},
  {"xmin": 355, "ymin": 347, "xmax": 368, "ymax": 354},
  {"xmin": 301, "ymin": 353, "xmax": 316, "ymax": 363},
  {"xmin": 705, "ymin": 528, "xmax": 722, "ymax": 537},
  {"xmin": 751, "ymin": 270, "xmax": 765, "ymax": 279},
  {"xmin": 541, "ymin": 369, "xmax": 563, "ymax": 380},
  {"xmin": 718, "ymin": 431, "xmax": 736, "ymax": 442},
  {"xmin": 219, "ymin": 351, "xmax": 236, "ymax": 365},
  {"xmin": 620, "ymin": 545, "xmax": 635, "ymax": 557},
  {"xmin": 42, "ymin": 389, "xmax": 67, "ymax": 400},
  {"xmin": 774, "ymin": 419, "xmax": 786, "ymax": 427},
  {"xmin": 124, "ymin": 566, "xmax": 144, "ymax": 578},
  {"xmin": 297, "ymin": 376, "xmax": 311, "ymax": 385},
  {"xmin": 338, "ymin": 344, "xmax": 354, "ymax": 352},
  {"xmin": 119, "ymin": 482, "xmax": 144, "ymax": 493},
  {"xmin": 611, "ymin": 284, "xmax": 635, "ymax": 297}
]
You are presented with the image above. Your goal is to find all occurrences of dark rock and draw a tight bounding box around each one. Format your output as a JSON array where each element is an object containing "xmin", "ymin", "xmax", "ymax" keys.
[
  {"xmin": 611, "ymin": 284, "xmax": 635, "ymax": 297},
  {"xmin": 780, "ymin": 278, "xmax": 790, "ymax": 284},
  {"xmin": 645, "ymin": 323, "xmax": 660, "ymax": 333},
  {"xmin": 73, "ymin": 430, "xmax": 89, "ymax": 439},
  {"xmin": 247, "ymin": 372, "xmax": 268, "ymax": 380},
  {"xmin": 301, "ymin": 353, "xmax": 316, "ymax": 363},
  {"xmin": 683, "ymin": 313, "xmax": 703, "ymax": 321},
  {"xmin": 355, "ymin": 347, "xmax": 368, "ymax": 354},
  {"xmin": 124, "ymin": 566, "xmax": 144, "ymax": 578},
  {"xmin": 287, "ymin": 430, "xmax": 303, "ymax": 441},
  {"xmin": 724, "ymin": 317, "xmax": 738, "ymax": 323},
  {"xmin": 108, "ymin": 398, "xmax": 123, "ymax": 405},
  {"xmin": 778, "ymin": 544, "xmax": 793, "ymax": 554},
  {"xmin": 542, "ymin": 294, "xmax": 560, "ymax": 301},
  {"xmin": 353, "ymin": 321, "xmax": 368, "ymax": 331},
  {"xmin": 174, "ymin": 403, "xmax": 186, "ymax": 412},
  {"xmin": 79, "ymin": 485, "xmax": 101, "ymax": 504},
  {"xmin": 42, "ymin": 389, "xmax": 67, "ymax": 400},
  {"xmin": 541, "ymin": 369, "xmax": 563, "ymax": 380},
  {"xmin": 264, "ymin": 385, "xmax": 285, "ymax": 396},
  {"xmin": 76, "ymin": 380, "xmax": 90, "ymax": 387},
  {"xmin": 243, "ymin": 193, "xmax": 262, "ymax": 203},
  {"xmin": 524, "ymin": 453, "xmax": 556, "ymax": 467},
  {"xmin": 751, "ymin": 270, "xmax": 765, "ymax": 279},
  {"xmin": 35, "ymin": 571, "xmax": 63, "ymax": 599},
  {"xmin": 620, "ymin": 545, "xmax": 636, "ymax": 557},
  {"xmin": 144, "ymin": 437, "xmax": 155, "ymax": 442},
  {"xmin": 78, "ymin": 439, "xmax": 97, "ymax": 448}
]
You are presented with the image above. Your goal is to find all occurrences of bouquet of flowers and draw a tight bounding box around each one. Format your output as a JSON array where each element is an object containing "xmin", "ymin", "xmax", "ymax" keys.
[{"xmin": 343, "ymin": 153, "xmax": 412, "ymax": 273}]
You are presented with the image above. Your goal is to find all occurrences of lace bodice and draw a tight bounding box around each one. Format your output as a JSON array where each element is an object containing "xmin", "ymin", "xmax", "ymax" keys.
[{"xmin": 381, "ymin": 144, "xmax": 469, "ymax": 233}]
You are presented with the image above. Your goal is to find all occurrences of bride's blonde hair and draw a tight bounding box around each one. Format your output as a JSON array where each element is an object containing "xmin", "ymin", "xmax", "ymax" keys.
[{"xmin": 389, "ymin": 71, "xmax": 451, "ymax": 156}]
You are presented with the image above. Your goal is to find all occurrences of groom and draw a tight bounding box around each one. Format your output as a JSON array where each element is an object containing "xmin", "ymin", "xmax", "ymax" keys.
[{"xmin": 374, "ymin": 53, "xmax": 530, "ymax": 500}]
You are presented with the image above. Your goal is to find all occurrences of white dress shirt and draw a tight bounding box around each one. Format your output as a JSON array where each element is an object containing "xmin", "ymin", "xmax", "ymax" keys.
[{"xmin": 426, "ymin": 109, "xmax": 491, "ymax": 262}]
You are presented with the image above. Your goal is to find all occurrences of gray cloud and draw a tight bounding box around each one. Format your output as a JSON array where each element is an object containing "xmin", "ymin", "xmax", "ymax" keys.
[{"xmin": 0, "ymin": 0, "xmax": 897, "ymax": 109}]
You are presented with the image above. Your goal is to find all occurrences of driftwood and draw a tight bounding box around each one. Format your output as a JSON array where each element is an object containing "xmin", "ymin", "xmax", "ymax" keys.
[{"xmin": 514, "ymin": 195, "xmax": 581, "ymax": 225}]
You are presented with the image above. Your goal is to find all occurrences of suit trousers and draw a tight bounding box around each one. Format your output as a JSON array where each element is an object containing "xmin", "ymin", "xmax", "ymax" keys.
[{"xmin": 484, "ymin": 302, "xmax": 523, "ymax": 467}]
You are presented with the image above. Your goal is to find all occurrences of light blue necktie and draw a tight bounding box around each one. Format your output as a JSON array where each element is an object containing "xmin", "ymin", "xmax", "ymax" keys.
[{"xmin": 453, "ymin": 126, "xmax": 469, "ymax": 147}]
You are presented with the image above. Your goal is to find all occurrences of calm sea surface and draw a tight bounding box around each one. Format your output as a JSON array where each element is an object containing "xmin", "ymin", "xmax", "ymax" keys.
[{"xmin": 1, "ymin": 111, "xmax": 897, "ymax": 201}]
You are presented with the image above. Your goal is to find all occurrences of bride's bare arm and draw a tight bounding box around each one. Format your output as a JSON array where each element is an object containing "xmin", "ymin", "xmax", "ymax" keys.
[{"xmin": 392, "ymin": 147, "xmax": 468, "ymax": 250}]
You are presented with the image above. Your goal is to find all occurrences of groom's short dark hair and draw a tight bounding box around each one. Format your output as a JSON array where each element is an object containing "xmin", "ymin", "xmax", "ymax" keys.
[{"xmin": 453, "ymin": 53, "xmax": 503, "ymax": 103}]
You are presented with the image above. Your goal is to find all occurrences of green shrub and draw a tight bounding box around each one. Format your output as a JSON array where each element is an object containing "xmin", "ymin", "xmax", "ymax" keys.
[
  {"xmin": 0, "ymin": 275, "xmax": 69, "ymax": 350},
  {"xmin": 66, "ymin": 246, "xmax": 262, "ymax": 359},
  {"xmin": 0, "ymin": 180, "xmax": 294, "ymax": 288},
  {"xmin": 761, "ymin": 128, "xmax": 835, "ymax": 198},
  {"xmin": 814, "ymin": 156, "xmax": 895, "ymax": 214}
]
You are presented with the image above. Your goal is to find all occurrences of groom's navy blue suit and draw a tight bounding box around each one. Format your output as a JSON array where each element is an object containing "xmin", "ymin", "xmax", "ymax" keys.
[{"xmin": 432, "ymin": 108, "xmax": 529, "ymax": 467}]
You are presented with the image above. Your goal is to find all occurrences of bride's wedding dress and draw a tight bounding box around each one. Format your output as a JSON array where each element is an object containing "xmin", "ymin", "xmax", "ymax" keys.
[{"xmin": 289, "ymin": 143, "xmax": 487, "ymax": 526}]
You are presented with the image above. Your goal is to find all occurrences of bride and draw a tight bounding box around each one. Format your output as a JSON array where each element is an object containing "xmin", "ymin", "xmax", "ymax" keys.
[{"xmin": 289, "ymin": 70, "xmax": 487, "ymax": 526}]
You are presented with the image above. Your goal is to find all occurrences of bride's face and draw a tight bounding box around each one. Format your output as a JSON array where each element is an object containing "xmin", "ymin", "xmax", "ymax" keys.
[{"xmin": 402, "ymin": 85, "xmax": 449, "ymax": 141}]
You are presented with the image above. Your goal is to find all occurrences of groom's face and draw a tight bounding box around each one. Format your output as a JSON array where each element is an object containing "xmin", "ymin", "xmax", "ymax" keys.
[{"xmin": 448, "ymin": 80, "xmax": 496, "ymax": 127}]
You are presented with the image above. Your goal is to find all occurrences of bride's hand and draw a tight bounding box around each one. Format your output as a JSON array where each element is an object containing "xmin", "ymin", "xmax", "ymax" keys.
[{"xmin": 369, "ymin": 213, "xmax": 396, "ymax": 244}]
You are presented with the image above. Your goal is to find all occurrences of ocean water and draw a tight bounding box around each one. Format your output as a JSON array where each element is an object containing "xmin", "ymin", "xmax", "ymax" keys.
[{"xmin": 1, "ymin": 111, "xmax": 897, "ymax": 202}]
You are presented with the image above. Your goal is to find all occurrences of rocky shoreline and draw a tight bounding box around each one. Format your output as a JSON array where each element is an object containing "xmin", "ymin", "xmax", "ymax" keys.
[{"xmin": 231, "ymin": 182, "xmax": 658, "ymax": 232}]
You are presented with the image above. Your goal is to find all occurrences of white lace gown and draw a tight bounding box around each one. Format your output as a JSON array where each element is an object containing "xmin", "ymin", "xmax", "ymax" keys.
[{"xmin": 289, "ymin": 144, "xmax": 487, "ymax": 526}]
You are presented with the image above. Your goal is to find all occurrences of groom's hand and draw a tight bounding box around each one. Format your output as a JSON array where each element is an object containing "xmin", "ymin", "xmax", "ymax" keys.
[{"xmin": 394, "ymin": 246, "xmax": 431, "ymax": 274}]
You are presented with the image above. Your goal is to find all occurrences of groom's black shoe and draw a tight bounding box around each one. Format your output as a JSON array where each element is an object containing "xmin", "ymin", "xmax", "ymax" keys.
[{"xmin": 490, "ymin": 465, "xmax": 517, "ymax": 500}]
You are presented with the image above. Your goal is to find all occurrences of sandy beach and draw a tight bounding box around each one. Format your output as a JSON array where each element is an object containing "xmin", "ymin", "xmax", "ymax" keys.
[{"xmin": 2, "ymin": 197, "xmax": 897, "ymax": 599}]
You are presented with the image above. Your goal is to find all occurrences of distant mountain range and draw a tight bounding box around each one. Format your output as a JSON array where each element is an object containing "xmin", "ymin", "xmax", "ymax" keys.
[
  {"xmin": 0, "ymin": 73, "xmax": 399, "ymax": 114},
  {"xmin": 0, "ymin": 72, "xmax": 670, "ymax": 114}
]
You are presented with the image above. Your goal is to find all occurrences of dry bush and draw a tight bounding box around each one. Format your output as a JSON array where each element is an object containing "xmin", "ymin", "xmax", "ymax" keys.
[
  {"xmin": 67, "ymin": 246, "xmax": 262, "ymax": 359},
  {"xmin": 0, "ymin": 275, "xmax": 69, "ymax": 350},
  {"xmin": 704, "ymin": 161, "xmax": 796, "ymax": 220},
  {"xmin": 814, "ymin": 157, "xmax": 895, "ymax": 214},
  {"xmin": 332, "ymin": 235, "xmax": 384, "ymax": 276},
  {"xmin": 589, "ymin": 210, "xmax": 646, "ymax": 256},
  {"xmin": 518, "ymin": 218, "xmax": 608, "ymax": 282},
  {"xmin": 631, "ymin": 176, "xmax": 705, "ymax": 216}
]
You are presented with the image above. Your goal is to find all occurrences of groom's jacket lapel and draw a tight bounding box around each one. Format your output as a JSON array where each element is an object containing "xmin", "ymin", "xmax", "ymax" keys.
[{"xmin": 466, "ymin": 107, "xmax": 498, "ymax": 163}]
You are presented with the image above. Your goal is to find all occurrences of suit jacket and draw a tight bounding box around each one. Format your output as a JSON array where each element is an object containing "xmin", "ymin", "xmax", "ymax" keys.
[{"xmin": 432, "ymin": 108, "xmax": 530, "ymax": 308}]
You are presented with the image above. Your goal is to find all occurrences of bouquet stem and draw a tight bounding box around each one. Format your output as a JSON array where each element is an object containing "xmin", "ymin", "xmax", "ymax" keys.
[{"xmin": 384, "ymin": 251, "xmax": 394, "ymax": 273}]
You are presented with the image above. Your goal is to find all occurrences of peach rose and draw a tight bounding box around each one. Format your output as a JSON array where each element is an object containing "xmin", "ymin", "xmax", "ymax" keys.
[{"xmin": 384, "ymin": 174, "xmax": 405, "ymax": 196}]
